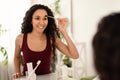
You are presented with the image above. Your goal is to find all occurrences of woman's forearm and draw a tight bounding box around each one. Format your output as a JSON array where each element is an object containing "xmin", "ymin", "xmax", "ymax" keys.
[
  {"xmin": 14, "ymin": 56, "xmax": 21, "ymax": 73},
  {"xmin": 61, "ymin": 30, "xmax": 79, "ymax": 59}
]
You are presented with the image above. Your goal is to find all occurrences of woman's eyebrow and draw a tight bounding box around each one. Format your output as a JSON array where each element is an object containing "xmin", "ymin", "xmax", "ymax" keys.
[
  {"xmin": 34, "ymin": 15, "xmax": 48, "ymax": 18},
  {"xmin": 45, "ymin": 15, "xmax": 48, "ymax": 18}
]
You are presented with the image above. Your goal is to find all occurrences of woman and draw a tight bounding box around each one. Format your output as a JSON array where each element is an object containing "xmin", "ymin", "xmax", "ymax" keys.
[{"xmin": 12, "ymin": 4, "xmax": 79, "ymax": 79}]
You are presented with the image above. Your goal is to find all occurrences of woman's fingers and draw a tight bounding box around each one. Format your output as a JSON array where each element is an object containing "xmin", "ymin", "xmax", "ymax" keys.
[
  {"xmin": 12, "ymin": 73, "xmax": 23, "ymax": 79},
  {"xmin": 57, "ymin": 18, "xmax": 68, "ymax": 30}
]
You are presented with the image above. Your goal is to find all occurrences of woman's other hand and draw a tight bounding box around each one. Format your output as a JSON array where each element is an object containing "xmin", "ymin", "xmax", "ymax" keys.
[{"xmin": 12, "ymin": 72, "xmax": 23, "ymax": 79}]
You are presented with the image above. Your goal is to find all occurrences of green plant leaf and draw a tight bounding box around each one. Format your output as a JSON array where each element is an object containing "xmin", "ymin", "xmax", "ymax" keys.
[{"xmin": 0, "ymin": 46, "xmax": 8, "ymax": 66}]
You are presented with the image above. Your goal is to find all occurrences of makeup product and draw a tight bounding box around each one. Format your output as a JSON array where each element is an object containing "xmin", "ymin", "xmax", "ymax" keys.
[
  {"xmin": 47, "ymin": 16, "xmax": 56, "ymax": 19},
  {"xmin": 27, "ymin": 60, "xmax": 41, "ymax": 80}
]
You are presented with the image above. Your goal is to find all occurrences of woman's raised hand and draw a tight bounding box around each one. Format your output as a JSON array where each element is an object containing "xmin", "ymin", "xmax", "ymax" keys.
[{"xmin": 57, "ymin": 18, "xmax": 68, "ymax": 32}]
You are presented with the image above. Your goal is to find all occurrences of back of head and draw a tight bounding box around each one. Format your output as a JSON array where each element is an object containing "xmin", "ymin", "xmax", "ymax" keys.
[{"xmin": 92, "ymin": 12, "xmax": 120, "ymax": 80}]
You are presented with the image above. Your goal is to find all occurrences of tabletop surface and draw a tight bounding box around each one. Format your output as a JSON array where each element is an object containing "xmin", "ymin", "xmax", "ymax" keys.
[{"xmin": 13, "ymin": 73, "xmax": 57, "ymax": 80}]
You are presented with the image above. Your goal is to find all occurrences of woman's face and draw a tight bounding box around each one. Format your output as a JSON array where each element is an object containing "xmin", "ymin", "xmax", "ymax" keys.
[{"xmin": 32, "ymin": 9, "xmax": 48, "ymax": 33}]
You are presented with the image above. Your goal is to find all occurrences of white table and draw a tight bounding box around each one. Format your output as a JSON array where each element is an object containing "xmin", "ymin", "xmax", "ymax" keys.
[{"xmin": 13, "ymin": 73, "xmax": 57, "ymax": 80}]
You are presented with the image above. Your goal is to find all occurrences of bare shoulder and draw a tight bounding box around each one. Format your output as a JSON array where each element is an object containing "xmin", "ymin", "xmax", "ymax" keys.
[
  {"xmin": 15, "ymin": 34, "xmax": 24, "ymax": 48},
  {"xmin": 16, "ymin": 34, "xmax": 23, "ymax": 41}
]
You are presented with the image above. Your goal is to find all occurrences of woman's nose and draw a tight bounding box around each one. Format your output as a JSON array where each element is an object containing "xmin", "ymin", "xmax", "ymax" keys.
[
  {"xmin": 39, "ymin": 20, "xmax": 44, "ymax": 25},
  {"xmin": 39, "ymin": 20, "xmax": 45, "ymax": 26}
]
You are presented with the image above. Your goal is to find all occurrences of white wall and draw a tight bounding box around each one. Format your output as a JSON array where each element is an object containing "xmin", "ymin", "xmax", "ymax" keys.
[
  {"xmin": 0, "ymin": 1, "xmax": 31, "ymax": 79},
  {"xmin": 72, "ymin": 0, "xmax": 120, "ymax": 76}
]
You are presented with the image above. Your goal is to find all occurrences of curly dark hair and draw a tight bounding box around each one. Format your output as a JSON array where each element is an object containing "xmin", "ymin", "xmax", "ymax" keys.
[
  {"xmin": 92, "ymin": 12, "xmax": 120, "ymax": 80},
  {"xmin": 21, "ymin": 4, "xmax": 60, "ymax": 72}
]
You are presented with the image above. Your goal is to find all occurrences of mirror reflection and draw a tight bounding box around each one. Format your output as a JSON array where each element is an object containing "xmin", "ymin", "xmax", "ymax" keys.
[{"xmin": 0, "ymin": 0, "xmax": 120, "ymax": 80}]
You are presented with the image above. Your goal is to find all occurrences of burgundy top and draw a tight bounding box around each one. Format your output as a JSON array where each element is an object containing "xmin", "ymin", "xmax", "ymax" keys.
[{"xmin": 21, "ymin": 34, "xmax": 52, "ymax": 75}]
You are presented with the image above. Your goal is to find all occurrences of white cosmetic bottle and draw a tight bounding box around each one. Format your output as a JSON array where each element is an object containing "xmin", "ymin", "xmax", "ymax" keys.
[{"xmin": 27, "ymin": 62, "xmax": 36, "ymax": 80}]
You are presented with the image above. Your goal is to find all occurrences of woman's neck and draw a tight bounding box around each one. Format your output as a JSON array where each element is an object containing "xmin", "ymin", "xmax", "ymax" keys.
[{"xmin": 28, "ymin": 31, "xmax": 46, "ymax": 40}]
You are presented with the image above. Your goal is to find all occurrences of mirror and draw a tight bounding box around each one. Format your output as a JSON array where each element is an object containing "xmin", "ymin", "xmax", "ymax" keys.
[{"xmin": 1, "ymin": 0, "xmax": 120, "ymax": 80}]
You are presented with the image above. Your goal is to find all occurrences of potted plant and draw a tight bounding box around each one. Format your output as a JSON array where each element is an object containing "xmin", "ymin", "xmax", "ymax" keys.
[{"xmin": 0, "ymin": 24, "xmax": 8, "ymax": 67}]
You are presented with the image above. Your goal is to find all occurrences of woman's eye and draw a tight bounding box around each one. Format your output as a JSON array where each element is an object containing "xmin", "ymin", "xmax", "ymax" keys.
[
  {"xmin": 43, "ymin": 17, "xmax": 48, "ymax": 20},
  {"xmin": 33, "ymin": 17, "xmax": 48, "ymax": 20},
  {"xmin": 34, "ymin": 17, "xmax": 40, "ymax": 20}
]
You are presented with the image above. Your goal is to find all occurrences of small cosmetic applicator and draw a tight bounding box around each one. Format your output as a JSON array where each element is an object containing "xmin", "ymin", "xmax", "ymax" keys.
[{"xmin": 47, "ymin": 16, "xmax": 57, "ymax": 19}]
